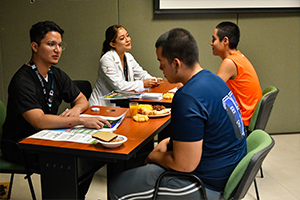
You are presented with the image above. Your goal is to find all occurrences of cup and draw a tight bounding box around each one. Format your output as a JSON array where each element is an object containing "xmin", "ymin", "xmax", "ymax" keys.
[{"xmin": 129, "ymin": 102, "xmax": 138, "ymax": 117}]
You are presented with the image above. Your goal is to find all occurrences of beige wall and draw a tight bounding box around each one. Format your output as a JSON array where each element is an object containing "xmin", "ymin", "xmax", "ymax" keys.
[{"xmin": 0, "ymin": 0, "xmax": 299, "ymax": 133}]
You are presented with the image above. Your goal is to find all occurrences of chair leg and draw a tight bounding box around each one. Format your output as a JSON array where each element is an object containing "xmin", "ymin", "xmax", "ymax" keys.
[
  {"xmin": 260, "ymin": 166, "xmax": 264, "ymax": 178},
  {"xmin": 21, "ymin": 149, "xmax": 36, "ymax": 200},
  {"xmin": 7, "ymin": 173, "xmax": 14, "ymax": 199},
  {"xmin": 24, "ymin": 174, "xmax": 36, "ymax": 200},
  {"xmin": 253, "ymin": 178, "xmax": 260, "ymax": 200}
]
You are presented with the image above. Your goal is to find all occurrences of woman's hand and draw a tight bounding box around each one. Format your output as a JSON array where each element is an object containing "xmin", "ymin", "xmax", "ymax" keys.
[
  {"xmin": 154, "ymin": 78, "xmax": 163, "ymax": 87},
  {"xmin": 143, "ymin": 77, "xmax": 163, "ymax": 88}
]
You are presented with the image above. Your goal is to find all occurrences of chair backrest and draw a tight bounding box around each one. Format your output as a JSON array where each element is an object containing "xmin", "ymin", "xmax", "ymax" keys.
[
  {"xmin": 223, "ymin": 130, "xmax": 275, "ymax": 200},
  {"xmin": 73, "ymin": 80, "xmax": 92, "ymax": 99},
  {"xmin": 0, "ymin": 100, "xmax": 6, "ymax": 140},
  {"xmin": 248, "ymin": 86, "xmax": 279, "ymax": 133}
]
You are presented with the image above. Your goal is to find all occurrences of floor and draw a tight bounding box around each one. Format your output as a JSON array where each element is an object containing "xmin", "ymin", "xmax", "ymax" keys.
[{"xmin": 0, "ymin": 133, "xmax": 299, "ymax": 200}]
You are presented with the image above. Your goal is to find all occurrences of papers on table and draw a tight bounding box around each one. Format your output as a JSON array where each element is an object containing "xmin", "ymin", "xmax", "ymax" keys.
[
  {"xmin": 141, "ymin": 93, "xmax": 163, "ymax": 100},
  {"xmin": 100, "ymin": 91, "xmax": 142, "ymax": 100},
  {"xmin": 28, "ymin": 109, "xmax": 128, "ymax": 144},
  {"xmin": 79, "ymin": 111, "xmax": 127, "ymax": 132},
  {"xmin": 28, "ymin": 128, "xmax": 99, "ymax": 144},
  {"xmin": 134, "ymin": 88, "xmax": 149, "ymax": 92}
]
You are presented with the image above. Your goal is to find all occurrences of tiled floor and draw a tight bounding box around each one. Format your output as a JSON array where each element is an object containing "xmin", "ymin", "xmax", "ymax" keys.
[{"xmin": 0, "ymin": 133, "xmax": 299, "ymax": 200}]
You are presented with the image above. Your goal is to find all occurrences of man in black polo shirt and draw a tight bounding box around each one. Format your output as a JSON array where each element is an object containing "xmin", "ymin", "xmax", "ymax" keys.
[{"xmin": 1, "ymin": 21, "xmax": 110, "ymax": 199}]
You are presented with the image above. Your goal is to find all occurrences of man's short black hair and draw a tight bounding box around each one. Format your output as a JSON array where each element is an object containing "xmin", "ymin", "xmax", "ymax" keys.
[
  {"xmin": 30, "ymin": 21, "xmax": 64, "ymax": 44},
  {"xmin": 155, "ymin": 28, "xmax": 199, "ymax": 68},
  {"xmin": 216, "ymin": 21, "xmax": 240, "ymax": 49}
]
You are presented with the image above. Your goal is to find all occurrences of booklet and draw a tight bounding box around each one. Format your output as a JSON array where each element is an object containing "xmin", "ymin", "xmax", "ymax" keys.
[
  {"xmin": 100, "ymin": 90, "xmax": 142, "ymax": 100},
  {"xmin": 79, "ymin": 110, "xmax": 127, "ymax": 131},
  {"xmin": 28, "ymin": 109, "xmax": 128, "ymax": 144}
]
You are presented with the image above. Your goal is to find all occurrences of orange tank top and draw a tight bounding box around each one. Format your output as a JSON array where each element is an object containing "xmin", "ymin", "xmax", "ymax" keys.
[{"xmin": 225, "ymin": 51, "xmax": 262, "ymax": 126}]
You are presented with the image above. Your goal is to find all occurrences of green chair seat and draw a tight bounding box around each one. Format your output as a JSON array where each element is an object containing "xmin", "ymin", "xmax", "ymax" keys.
[
  {"xmin": 0, "ymin": 157, "xmax": 26, "ymax": 172},
  {"xmin": 0, "ymin": 100, "xmax": 36, "ymax": 199}
]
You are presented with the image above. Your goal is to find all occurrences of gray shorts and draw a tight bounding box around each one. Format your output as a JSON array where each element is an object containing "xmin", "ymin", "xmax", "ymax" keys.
[{"xmin": 109, "ymin": 164, "xmax": 222, "ymax": 200}]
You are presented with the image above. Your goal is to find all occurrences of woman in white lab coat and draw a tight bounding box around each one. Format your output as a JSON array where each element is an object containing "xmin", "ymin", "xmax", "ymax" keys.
[{"xmin": 89, "ymin": 25, "xmax": 162, "ymax": 106}]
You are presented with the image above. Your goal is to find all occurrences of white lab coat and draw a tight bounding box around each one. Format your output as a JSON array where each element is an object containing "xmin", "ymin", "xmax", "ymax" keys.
[{"xmin": 89, "ymin": 50, "xmax": 154, "ymax": 106}]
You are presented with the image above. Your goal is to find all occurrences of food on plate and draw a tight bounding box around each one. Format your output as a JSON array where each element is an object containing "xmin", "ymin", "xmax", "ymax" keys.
[
  {"xmin": 138, "ymin": 107, "xmax": 170, "ymax": 116},
  {"xmin": 133, "ymin": 114, "xmax": 149, "ymax": 122},
  {"xmin": 138, "ymin": 107, "xmax": 153, "ymax": 115},
  {"xmin": 137, "ymin": 104, "xmax": 153, "ymax": 110},
  {"xmin": 97, "ymin": 135, "xmax": 127, "ymax": 148},
  {"xmin": 110, "ymin": 138, "xmax": 124, "ymax": 143},
  {"xmin": 163, "ymin": 93, "xmax": 174, "ymax": 99},
  {"xmin": 152, "ymin": 105, "xmax": 166, "ymax": 111},
  {"xmin": 92, "ymin": 131, "xmax": 118, "ymax": 142}
]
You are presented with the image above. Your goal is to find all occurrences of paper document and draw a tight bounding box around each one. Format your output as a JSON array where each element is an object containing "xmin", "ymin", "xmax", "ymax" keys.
[
  {"xmin": 79, "ymin": 110, "xmax": 127, "ymax": 132},
  {"xmin": 28, "ymin": 110, "xmax": 128, "ymax": 144},
  {"xmin": 28, "ymin": 128, "xmax": 99, "ymax": 144},
  {"xmin": 142, "ymin": 93, "xmax": 163, "ymax": 100}
]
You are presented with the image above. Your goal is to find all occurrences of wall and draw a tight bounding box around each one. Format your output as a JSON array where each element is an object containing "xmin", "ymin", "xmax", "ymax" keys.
[{"xmin": 0, "ymin": 0, "xmax": 299, "ymax": 134}]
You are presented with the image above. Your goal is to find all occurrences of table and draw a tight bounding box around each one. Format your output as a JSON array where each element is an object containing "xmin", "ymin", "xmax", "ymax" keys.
[
  {"xmin": 112, "ymin": 81, "xmax": 177, "ymax": 107},
  {"xmin": 19, "ymin": 106, "xmax": 171, "ymax": 200}
]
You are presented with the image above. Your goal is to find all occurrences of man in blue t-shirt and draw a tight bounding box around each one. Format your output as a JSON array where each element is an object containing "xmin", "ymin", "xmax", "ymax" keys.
[{"xmin": 109, "ymin": 28, "xmax": 246, "ymax": 200}]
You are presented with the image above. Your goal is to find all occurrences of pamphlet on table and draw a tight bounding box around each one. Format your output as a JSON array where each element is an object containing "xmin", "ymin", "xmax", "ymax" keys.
[
  {"xmin": 28, "ymin": 109, "xmax": 128, "ymax": 144},
  {"xmin": 100, "ymin": 90, "xmax": 142, "ymax": 100}
]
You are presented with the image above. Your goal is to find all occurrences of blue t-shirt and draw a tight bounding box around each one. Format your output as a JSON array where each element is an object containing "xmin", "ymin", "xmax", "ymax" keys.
[{"xmin": 170, "ymin": 69, "xmax": 247, "ymax": 191}]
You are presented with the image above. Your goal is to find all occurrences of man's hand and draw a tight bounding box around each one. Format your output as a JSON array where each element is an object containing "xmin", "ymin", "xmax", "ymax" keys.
[
  {"xmin": 80, "ymin": 116, "xmax": 111, "ymax": 129},
  {"xmin": 60, "ymin": 107, "xmax": 81, "ymax": 117}
]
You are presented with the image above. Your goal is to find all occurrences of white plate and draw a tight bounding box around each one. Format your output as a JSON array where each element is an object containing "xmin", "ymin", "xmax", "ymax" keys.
[
  {"xmin": 147, "ymin": 108, "xmax": 171, "ymax": 118},
  {"xmin": 97, "ymin": 135, "xmax": 127, "ymax": 148}
]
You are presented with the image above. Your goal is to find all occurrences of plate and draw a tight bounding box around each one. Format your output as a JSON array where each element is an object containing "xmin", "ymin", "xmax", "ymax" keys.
[
  {"xmin": 97, "ymin": 135, "xmax": 127, "ymax": 148},
  {"xmin": 147, "ymin": 108, "xmax": 171, "ymax": 118}
]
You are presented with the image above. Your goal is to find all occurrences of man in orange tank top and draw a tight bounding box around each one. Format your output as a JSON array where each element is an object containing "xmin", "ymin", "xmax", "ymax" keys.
[{"xmin": 211, "ymin": 21, "xmax": 262, "ymax": 128}]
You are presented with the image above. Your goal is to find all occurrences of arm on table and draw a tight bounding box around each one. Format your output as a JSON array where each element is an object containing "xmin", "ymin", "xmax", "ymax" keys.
[{"xmin": 22, "ymin": 108, "xmax": 110, "ymax": 130}]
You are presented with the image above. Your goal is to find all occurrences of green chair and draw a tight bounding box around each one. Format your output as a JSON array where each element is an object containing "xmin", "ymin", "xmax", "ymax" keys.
[
  {"xmin": 248, "ymin": 86, "xmax": 279, "ymax": 179},
  {"xmin": 248, "ymin": 86, "xmax": 279, "ymax": 134},
  {"xmin": 222, "ymin": 129, "xmax": 274, "ymax": 200},
  {"xmin": 0, "ymin": 100, "xmax": 36, "ymax": 199},
  {"xmin": 152, "ymin": 130, "xmax": 275, "ymax": 200}
]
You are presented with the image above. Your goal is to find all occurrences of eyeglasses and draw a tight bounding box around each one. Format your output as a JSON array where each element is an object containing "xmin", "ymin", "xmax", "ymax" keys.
[{"xmin": 40, "ymin": 41, "xmax": 67, "ymax": 51}]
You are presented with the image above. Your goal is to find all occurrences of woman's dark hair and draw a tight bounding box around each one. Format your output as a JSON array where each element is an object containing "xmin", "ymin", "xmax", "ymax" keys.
[
  {"xmin": 101, "ymin": 25, "xmax": 124, "ymax": 56},
  {"xmin": 30, "ymin": 21, "xmax": 64, "ymax": 44},
  {"xmin": 216, "ymin": 21, "xmax": 240, "ymax": 49},
  {"xmin": 155, "ymin": 28, "xmax": 199, "ymax": 68}
]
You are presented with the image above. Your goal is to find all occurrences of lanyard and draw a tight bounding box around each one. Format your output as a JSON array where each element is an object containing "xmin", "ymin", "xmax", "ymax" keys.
[
  {"xmin": 123, "ymin": 55, "xmax": 128, "ymax": 81},
  {"xmin": 30, "ymin": 61, "xmax": 54, "ymax": 112}
]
